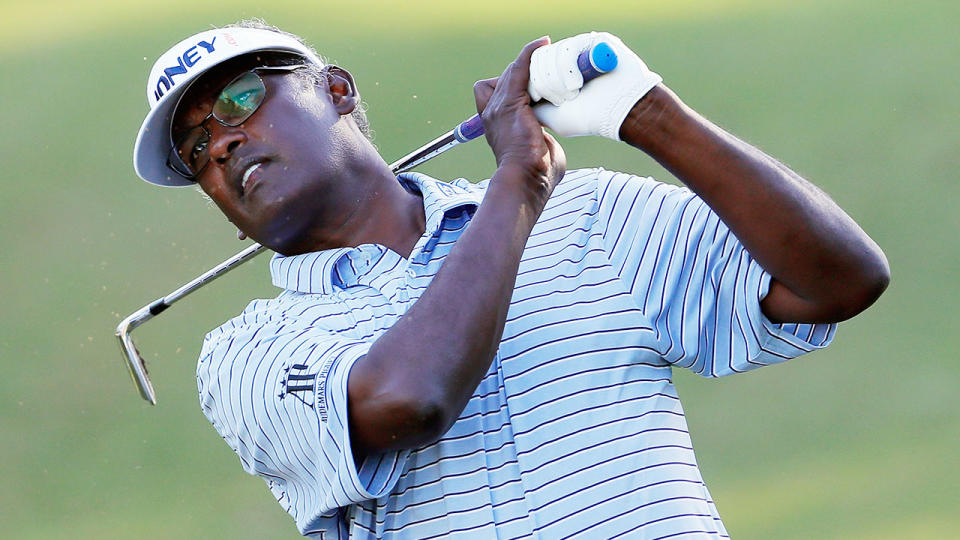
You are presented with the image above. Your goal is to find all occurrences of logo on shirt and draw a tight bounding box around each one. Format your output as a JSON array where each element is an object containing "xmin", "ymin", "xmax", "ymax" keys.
[{"xmin": 278, "ymin": 362, "xmax": 318, "ymax": 409}]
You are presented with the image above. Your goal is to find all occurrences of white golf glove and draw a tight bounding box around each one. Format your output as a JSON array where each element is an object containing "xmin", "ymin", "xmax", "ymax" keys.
[{"xmin": 528, "ymin": 32, "xmax": 662, "ymax": 141}]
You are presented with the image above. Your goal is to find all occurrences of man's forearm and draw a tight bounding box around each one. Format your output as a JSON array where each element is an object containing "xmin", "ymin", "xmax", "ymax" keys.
[
  {"xmin": 346, "ymin": 37, "xmax": 565, "ymax": 455},
  {"xmin": 619, "ymin": 85, "xmax": 889, "ymax": 323},
  {"xmin": 347, "ymin": 165, "xmax": 545, "ymax": 453}
]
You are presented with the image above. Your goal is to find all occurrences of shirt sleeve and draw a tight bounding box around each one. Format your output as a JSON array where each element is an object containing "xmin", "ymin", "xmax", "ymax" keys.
[
  {"xmin": 595, "ymin": 169, "xmax": 837, "ymax": 377},
  {"xmin": 197, "ymin": 314, "xmax": 409, "ymax": 535}
]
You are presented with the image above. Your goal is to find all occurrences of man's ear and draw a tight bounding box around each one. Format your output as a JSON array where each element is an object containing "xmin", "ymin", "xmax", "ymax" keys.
[{"xmin": 323, "ymin": 65, "xmax": 359, "ymax": 115}]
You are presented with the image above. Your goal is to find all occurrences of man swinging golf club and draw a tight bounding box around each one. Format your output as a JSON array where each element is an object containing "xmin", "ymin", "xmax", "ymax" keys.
[{"xmin": 133, "ymin": 20, "xmax": 888, "ymax": 539}]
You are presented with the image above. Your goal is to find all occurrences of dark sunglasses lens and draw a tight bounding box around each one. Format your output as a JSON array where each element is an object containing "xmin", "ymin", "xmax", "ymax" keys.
[
  {"xmin": 214, "ymin": 71, "xmax": 266, "ymax": 125},
  {"xmin": 169, "ymin": 126, "xmax": 209, "ymax": 178}
]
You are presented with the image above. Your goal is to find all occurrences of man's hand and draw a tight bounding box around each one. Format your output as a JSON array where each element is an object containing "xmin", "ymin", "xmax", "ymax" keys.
[
  {"xmin": 473, "ymin": 37, "xmax": 566, "ymax": 212},
  {"xmin": 530, "ymin": 32, "xmax": 661, "ymax": 140}
]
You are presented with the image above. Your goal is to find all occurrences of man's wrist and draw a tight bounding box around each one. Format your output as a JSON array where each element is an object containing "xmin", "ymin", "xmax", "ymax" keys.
[
  {"xmin": 618, "ymin": 84, "xmax": 680, "ymax": 150},
  {"xmin": 487, "ymin": 162, "xmax": 554, "ymax": 221}
]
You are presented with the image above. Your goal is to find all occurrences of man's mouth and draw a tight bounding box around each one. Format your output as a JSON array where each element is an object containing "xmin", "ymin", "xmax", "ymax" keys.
[{"xmin": 241, "ymin": 162, "xmax": 263, "ymax": 193}]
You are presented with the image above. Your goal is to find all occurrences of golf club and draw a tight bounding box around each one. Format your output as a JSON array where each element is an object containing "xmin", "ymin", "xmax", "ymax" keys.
[{"xmin": 117, "ymin": 42, "xmax": 619, "ymax": 404}]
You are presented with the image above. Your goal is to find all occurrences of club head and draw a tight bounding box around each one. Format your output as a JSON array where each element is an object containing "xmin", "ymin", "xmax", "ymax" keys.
[{"xmin": 116, "ymin": 308, "xmax": 158, "ymax": 405}]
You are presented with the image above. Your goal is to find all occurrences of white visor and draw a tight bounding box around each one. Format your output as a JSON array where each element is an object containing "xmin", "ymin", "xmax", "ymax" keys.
[{"xmin": 133, "ymin": 27, "xmax": 324, "ymax": 187}]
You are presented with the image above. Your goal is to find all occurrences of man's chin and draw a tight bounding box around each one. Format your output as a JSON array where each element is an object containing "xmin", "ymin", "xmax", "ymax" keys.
[{"xmin": 255, "ymin": 224, "xmax": 316, "ymax": 257}]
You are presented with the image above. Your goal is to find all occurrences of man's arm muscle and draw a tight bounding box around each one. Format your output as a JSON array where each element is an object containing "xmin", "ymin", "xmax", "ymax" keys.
[{"xmin": 619, "ymin": 85, "xmax": 889, "ymax": 324}]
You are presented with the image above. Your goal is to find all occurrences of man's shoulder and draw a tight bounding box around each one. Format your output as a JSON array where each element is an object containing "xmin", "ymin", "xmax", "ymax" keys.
[
  {"xmin": 426, "ymin": 167, "xmax": 647, "ymax": 199},
  {"xmin": 198, "ymin": 291, "xmax": 345, "ymax": 356},
  {"xmin": 532, "ymin": 167, "xmax": 687, "ymax": 241},
  {"xmin": 559, "ymin": 167, "xmax": 609, "ymax": 191},
  {"xmin": 541, "ymin": 167, "xmax": 646, "ymax": 213},
  {"xmin": 551, "ymin": 167, "xmax": 668, "ymax": 203}
]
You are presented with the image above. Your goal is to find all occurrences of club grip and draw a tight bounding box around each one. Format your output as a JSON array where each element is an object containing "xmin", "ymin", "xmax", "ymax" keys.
[
  {"xmin": 577, "ymin": 41, "xmax": 618, "ymax": 80},
  {"xmin": 454, "ymin": 41, "xmax": 619, "ymax": 143}
]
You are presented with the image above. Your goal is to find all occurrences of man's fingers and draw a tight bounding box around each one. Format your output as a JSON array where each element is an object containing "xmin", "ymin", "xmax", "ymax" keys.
[
  {"xmin": 481, "ymin": 37, "xmax": 551, "ymax": 114},
  {"xmin": 516, "ymin": 37, "xmax": 551, "ymax": 71},
  {"xmin": 501, "ymin": 36, "xmax": 550, "ymax": 95},
  {"xmin": 473, "ymin": 78, "xmax": 497, "ymax": 114}
]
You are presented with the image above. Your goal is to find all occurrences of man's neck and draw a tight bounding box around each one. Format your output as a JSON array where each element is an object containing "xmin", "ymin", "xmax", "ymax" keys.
[
  {"xmin": 308, "ymin": 148, "xmax": 425, "ymax": 258},
  {"xmin": 343, "ymin": 160, "xmax": 426, "ymax": 258}
]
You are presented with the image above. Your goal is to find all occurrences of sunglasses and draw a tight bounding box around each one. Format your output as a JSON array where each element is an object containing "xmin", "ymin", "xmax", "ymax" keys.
[{"xmin": 167, "ymin": 64, "xmax": 308, "ymax": 180}]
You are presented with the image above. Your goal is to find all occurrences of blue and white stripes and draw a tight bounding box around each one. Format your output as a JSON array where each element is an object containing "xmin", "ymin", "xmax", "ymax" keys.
[{"xmin": 197, "ymin": 168, "xmax": 835, "ymax": 538}]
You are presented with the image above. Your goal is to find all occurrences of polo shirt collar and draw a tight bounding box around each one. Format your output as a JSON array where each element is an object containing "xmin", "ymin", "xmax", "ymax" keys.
[{"xmin": 269, "ymin": 172, "xmax": 482, "ymax": 294}]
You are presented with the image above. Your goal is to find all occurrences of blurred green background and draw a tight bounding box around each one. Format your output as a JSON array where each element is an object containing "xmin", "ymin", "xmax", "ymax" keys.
[{"xmin": 2, "ymin": 0, "xmax": 957, "ymax": 538}]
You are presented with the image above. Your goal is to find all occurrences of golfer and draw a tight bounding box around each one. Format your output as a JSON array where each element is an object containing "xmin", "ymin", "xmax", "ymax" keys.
[{"xmin": 134, "ymin": 20, "xmax": 888, "ymax": 539}]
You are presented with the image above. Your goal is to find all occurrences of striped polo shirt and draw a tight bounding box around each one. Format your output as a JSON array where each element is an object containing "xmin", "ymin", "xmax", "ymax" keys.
[{"xmin": 197, "ymin": 168, "xmax": 836, "ymax": 539}]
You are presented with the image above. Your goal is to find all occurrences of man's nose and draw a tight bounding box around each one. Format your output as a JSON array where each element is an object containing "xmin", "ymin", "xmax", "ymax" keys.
[{"xmin": 207, "ymin": 124, "xmax": 248, "ymax": 165}]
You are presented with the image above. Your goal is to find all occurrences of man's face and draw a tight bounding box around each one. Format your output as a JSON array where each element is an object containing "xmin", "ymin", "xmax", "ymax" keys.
[{"xmin": 171, "ymin": 54, "xmax": 365, "ymax": 255}]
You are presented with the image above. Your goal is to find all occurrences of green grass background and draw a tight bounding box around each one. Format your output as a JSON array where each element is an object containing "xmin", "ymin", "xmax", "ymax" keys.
[{"xmin": 2, "ymin": 1, "xmax": 957, "ymax": 538}]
